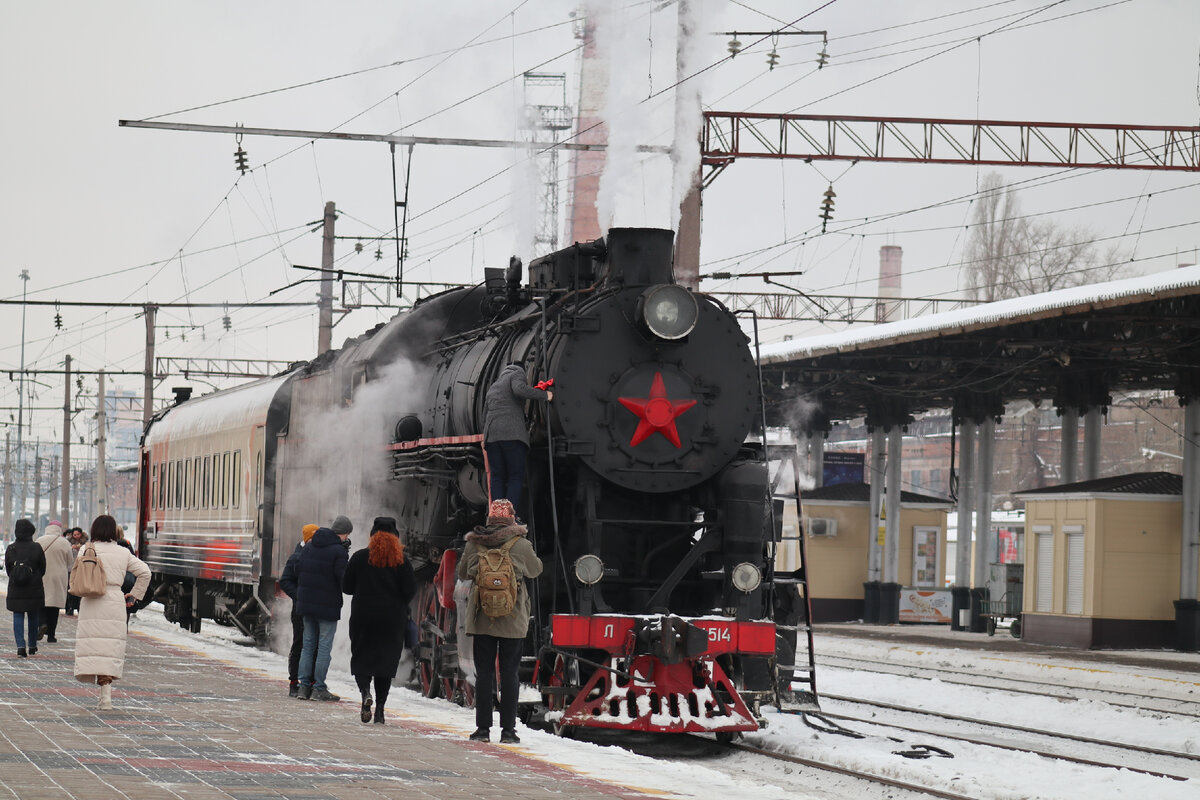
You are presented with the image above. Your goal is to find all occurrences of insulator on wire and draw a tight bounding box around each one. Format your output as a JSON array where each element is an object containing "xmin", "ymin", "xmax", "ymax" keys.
[
  {"xmin": 375, "ymin": 247, "xmax": 383, "ymax": 260},
  {"xmin": 355, "ymin": 240, "xmax": 364, "ymax": 253},
  {"xmin": 817, "ymin": 45, "xmax": 830, "ymax": 69},
  {"xmin": 727, "ymin": 34, "xmax": 742, "ymax": 57},
  {"xmin": 767, "ymin": 36, "xmax": 780, "ymax": 70},
  {"xmin": 234, "ymin": 127, "xmax": 249, "ymax": 174},
  {"xmin": 819, "ymin": 184, "xmax": 836, "ymax": 232}
]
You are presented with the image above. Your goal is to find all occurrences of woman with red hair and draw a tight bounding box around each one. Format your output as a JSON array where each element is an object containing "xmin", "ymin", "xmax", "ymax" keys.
[{"xmin": 342, "ymin": 516, "xmax": 417, "ymax": 724}]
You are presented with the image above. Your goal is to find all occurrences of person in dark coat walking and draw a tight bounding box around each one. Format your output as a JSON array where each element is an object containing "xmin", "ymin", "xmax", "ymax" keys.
[
  {"xmin": 456, "ymin": 499, "xmax": 542, "ymax": 743},
  {"xmin": 483, "ymin": 362, "xmax": 552, "ymax": 517},
  {"xmin": 6, "ymin": 519, "xmax": 47, "ymax": 657},
  {"xmin": 278, "ymin": 523, "xmax": 319, "ymax": 696},
  {"xmin": 342, "ymin": 516, "xmax": 417, "ymax": 725},
  {"xmin": 293, "ymin": 520, "xmax": 351, "ymax": 701}
]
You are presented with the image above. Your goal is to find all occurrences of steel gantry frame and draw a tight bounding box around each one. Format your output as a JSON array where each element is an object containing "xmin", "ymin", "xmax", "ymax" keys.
[{"xmin": 701, "ymin": 112, "xmax": 1200, "ymax": 173}]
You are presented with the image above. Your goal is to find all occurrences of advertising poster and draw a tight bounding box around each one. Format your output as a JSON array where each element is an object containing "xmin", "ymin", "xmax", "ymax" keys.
[
  {"xmin": 899, "ymin": 590, "xmax": 953, "ymax": 624},
  {"xmin": 823, "ymin": 451, "xmax": 865, "ymax": 486}
]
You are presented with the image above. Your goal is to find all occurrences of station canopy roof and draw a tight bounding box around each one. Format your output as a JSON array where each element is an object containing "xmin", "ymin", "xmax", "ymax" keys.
[{"xmin": 756, "ymin": 265, "xmax": 1200, "ymax": 426}]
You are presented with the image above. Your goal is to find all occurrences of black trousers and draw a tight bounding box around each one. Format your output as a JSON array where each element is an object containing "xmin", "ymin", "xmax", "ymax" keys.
[
  {"xmin": 41, "ymin": 607, "xmax": 60, "ymax": 639},
  {"xmin": 287, "ymin": 613, "xmax": 311, "ymax": 682},
  {"xmin": 485, "ymin": 440, "xmax": 529, "ymax": 516},
  {"xmin": 473, "ymin": 633, "xmax": 522, "ymax": 731},
  {"xmin": 354, "ymin": 674, "xmax": 393, "ymax": 708}
]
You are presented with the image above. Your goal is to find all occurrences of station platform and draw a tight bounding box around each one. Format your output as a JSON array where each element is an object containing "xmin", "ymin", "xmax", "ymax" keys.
[{"xmin": 0, "ymin": 613, "xmax": 659, "ymax": 800}]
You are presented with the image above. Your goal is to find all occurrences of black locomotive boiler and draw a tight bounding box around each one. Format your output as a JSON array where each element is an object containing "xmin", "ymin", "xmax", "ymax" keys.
[{"xmin": 138, "ymin": 227, "xmax": 796, "ymax": 736}]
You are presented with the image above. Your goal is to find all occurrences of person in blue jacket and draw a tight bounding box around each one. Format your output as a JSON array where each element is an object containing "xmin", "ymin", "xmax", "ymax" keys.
[
  {"xmin": 278, "ymin": 523, "xmax": 319, "ymax": 696},
  {"xmin": 291, "ymin": 516, "xmax": 353, "ymax": 701}
]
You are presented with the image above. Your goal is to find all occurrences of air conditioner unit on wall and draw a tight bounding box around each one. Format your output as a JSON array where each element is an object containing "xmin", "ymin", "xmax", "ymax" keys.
[{"xmin": 806, "ymin": 517, "xmax": 837, "ymax": 537}]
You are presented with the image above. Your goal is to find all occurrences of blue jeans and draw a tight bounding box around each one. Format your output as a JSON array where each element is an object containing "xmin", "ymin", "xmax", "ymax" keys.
[
  {"xmin": 298, "ymin": 617, "xmax": 337, "ymax": 691},
  {"xmin": 485, "ymin": 440, "xmax": 529, "ymax": 516},
  {"xmin": 13, "ymin": 610, "xmax": 40, "ymax": 649}
]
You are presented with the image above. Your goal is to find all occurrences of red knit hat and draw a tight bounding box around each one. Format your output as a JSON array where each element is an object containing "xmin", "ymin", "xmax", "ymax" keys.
[{"xmin": 487, "ymin": 499, "xmax": 517, "ymax": 525}]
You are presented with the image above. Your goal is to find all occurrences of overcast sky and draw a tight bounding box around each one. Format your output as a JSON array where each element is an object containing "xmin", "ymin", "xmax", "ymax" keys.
[{"xmin": 2, "ymin": 0, "xmax": 1198, "ymax": 451}]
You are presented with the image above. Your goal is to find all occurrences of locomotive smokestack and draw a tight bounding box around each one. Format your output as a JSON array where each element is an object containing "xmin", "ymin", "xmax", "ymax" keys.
[
  {"xmin": 875, "ymin": 245, "xmax": 902, "ymax": 323},
  {"xmin": 172, "ymin": 386, "xmax": 193, "ymax": 405}
]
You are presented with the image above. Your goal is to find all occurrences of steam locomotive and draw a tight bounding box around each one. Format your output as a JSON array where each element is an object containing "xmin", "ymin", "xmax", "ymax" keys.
[{"xmin": 138, "ymin": 227, "xmax": 797, "ymax": 736}]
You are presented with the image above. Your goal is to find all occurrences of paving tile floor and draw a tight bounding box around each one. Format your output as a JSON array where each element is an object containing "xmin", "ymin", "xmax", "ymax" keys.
[{"xmin": 0, "ymin": 615, "xmax": 652, "ymax": 799}]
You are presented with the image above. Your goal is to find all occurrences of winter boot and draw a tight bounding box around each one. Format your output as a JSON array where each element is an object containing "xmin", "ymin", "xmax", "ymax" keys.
[
  {"xmin": 297, "ymin": 684, "xmax": 312, "ymax": 700},
  {"xmin": 500, "ymin": 729, "xmax": 520, "ymax": 744},
  {"xmin": 360, "ymin": 694, "xmax": 373, "ymax": 724},
  {"xmin": 312, "ymin": 688, "xmax": 340, "ymax": 702},
  {"xmin": 97, "ymin": 684, "xmax": 113, "ymax": 711},
  {"xmin": 28, "ymin": 646, "xmax": 37, "ymax": 656},
  {"xmin": 373, "ymin": 706, "xmax": 386, "ymax": 725},
  {"xmin": 17, "ymin": 647, "xmax": 26, "ymax": 658},
  {"xmin": 469, "ymin": 728, "xmax": 490, "ymax": 742},
  {"xmin": 288, "ymin": 680, "xmax": 299, "ymax": 698}
]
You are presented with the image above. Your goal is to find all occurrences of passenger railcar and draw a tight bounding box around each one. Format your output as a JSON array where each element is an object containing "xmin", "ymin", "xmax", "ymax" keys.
[{"xmin": 138, "ymin": 227, "xmax": 801, "ymax": 737}]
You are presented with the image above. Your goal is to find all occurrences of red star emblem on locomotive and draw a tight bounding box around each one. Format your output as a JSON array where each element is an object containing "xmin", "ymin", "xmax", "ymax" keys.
[{"xmin": 618, "ymin": 371, "xmax": 697, "ymax": 448}]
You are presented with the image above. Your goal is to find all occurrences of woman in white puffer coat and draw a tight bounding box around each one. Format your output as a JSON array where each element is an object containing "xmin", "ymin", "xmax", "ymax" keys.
[{"xmin": 73, "ymin": 515, "xmax": 151, "ymax": 710}]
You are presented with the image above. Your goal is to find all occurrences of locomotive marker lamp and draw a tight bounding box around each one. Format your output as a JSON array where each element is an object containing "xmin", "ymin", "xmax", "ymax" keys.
[
  {"xmin": 731, "ymin": 562, "xmax": 762, "ymax": 593},
  {"xmin": 574, "ymin": 554, "xmax": 604, "ymax": 585},
  {"xmin": 639, "ymin": 284, "xmax": 698, "ymax": 340}
]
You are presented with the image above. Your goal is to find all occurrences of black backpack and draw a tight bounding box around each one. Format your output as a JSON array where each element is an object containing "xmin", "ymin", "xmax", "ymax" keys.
[{"xmin": 9, "ymin": 560, "xmax": 34, "ymax": 587}]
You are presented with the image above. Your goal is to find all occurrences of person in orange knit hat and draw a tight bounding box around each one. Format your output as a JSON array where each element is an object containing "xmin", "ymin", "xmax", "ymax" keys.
[{"xmin": 278, "ymin": 524, "xmax": 319, "ymax": 696}]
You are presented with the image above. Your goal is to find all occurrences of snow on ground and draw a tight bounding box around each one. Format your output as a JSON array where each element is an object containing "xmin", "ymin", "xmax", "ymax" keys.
[{"xmin": 7, "ymin": 567, "xmax": 1197, "ymax": 800}]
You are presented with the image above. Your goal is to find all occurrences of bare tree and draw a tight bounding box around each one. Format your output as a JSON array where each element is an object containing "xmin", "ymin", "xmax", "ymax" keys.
[{"xmin": 965, "ymin": 173, "xmax": 1125, "ymax": 301}]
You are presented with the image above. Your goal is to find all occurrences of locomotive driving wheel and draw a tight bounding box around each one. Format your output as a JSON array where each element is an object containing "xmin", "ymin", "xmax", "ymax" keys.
[
  {"xmin": 416, "ymin": 585, "xmax": 443, "ymax": 699},
  {"xmin": 541, "ymin": 653, "xmax": 579, "ymax": 737}
]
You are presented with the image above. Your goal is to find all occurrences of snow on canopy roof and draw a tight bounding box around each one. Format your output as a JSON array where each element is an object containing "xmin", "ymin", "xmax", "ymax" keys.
[{"xmin": 758, "ymin": 264, "xmax": 1200, "ymax": 363}]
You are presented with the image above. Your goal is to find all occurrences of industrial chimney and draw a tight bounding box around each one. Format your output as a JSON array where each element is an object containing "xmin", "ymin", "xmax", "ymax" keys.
[{"xmin": 875, "ymin": 245, "xmax": 902, "ymax": 323}]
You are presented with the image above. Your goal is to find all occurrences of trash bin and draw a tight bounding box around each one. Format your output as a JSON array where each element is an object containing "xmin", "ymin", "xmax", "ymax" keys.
[{"xmin": 862, "ymin": 581, "xmax": 880, "ymax": 624}]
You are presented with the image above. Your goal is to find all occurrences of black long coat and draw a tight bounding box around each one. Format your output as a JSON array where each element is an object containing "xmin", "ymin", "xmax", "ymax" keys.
[
  {"xmin": 342, "ymin": 547, "xmax": 417, "ymax": 678},
  {"xmin": 5, "ymin": 536, "xmax": 47, "ymax": 613}
]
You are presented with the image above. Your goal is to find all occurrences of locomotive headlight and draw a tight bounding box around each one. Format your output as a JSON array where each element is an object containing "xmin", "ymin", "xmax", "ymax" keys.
[
  {"xmin": 731, "ymin": 562, "xmax": 762, "ymax": 593},
  {"xmin": 574, "ymin": 554, "xmax": 605, "ymax": 585},
  {"xmin": 641, "ymin": 284, "xmax": 698, "ymax": 340}
]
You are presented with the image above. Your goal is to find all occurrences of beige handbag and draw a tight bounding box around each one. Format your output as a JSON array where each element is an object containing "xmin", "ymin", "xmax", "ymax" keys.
[{"xmin": 68, "ymin": 544, "xmax": 107, "ymax": 598}]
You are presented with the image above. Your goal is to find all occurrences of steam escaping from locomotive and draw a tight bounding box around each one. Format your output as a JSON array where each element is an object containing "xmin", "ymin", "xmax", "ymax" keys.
[{"xmin": 138, "ymin": 228, "xmax": 810, "ymax": 736}]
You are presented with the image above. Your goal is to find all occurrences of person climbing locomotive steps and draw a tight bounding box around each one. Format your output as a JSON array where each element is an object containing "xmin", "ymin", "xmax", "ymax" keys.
[
  {"xmin": 457, "ymin": 498, "xmax": 542, "ymax": 744},
  {"xmin": 482, "ymin": 362, "xmax": 552, "ymax": 517}
]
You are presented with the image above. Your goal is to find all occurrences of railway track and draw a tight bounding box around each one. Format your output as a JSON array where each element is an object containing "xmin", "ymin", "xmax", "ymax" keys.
[{"xmin": 817, "ymin": 652, "xmax": 1200, "ymax": 719}]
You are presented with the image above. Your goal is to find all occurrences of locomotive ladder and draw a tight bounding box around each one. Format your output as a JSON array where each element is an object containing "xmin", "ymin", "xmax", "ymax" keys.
[{"xmin": 770, "ymin": 444, "xmax": 820, "ymax": 712}]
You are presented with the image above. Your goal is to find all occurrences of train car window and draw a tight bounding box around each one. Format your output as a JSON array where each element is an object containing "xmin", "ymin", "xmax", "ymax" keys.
[
  {"xmin": 166, "ymin": 462, "xmax": 173, "ymax": 510},
  {"xmin": 158, "ymin": 461, "xmax": 166, "ymax": 510},
  {"xmin": 234, "ymin": 450, "xmax": 243, "ymax": 508},
  {"xmin": 193, "ymin": 457, "xmax": 202, "ymax": 509},
  {"xmin": 175, "ymin": 460, "xmax": 183, "ymax": 509},
  {"xmin": 201, "ymin": 456, "xmax": 210, "ymax": 508},
  {"xmin": 182, "ymin": 459, "xmax": 190, "ymax": 509},
  {"xmin": 220, "ymin": 452, "xmax": 229, "ymax": 507},
  {"xmin": 150, "ymin": 464, "xmax": 157, "ymax": 511}
]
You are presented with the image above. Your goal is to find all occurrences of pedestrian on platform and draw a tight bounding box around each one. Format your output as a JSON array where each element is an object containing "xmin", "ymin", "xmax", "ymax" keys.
[
  {"xmin": 343, "ymin": 516, "xmax": 417, "ymax": 725},
  {"xmin": 293, "ymin": 517, "xmax": 352, "ymax": 701},
  {"xmin": 36, "ymin": 522, "xmax": 74, "ymax": 644},
  {"xmin": 6, "ymin": 519, "xmax": 47, "ymax": 658},
  {"xmin": 278, "ymin": 523, "xmax": 319, "ymax": 696},
  {"xmin": 63, "ymin": 528, "xmax": 87, "ymax": 617},
  {"xmin": 73, "ymin": 515, "xmax": 151, "ymax": 710},
  {"xmin": 457, "ymin": 498, "xmax": 542, "ymax": 743},
  {"xmin": 483, "ymin": 362, "xmax": 551, "ymax": 518}
]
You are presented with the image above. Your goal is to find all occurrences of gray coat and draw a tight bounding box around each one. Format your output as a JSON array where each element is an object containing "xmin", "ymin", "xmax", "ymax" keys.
[{"xmin": 483, "ymin": 364, "xmax": 549, "ymax": 446}]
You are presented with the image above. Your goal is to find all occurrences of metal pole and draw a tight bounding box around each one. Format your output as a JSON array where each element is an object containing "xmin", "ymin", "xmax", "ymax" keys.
[
  {"xmin": 61, "ymin": 355, "xmax": 71, "ymax": 528},
  {"xmin": 974, "ymin": 416, "xmax": 996, "ymax": 590},
  {"xmin": 3, "ymin": 431, "xmax": 10, "ymax": 541},
  {"xmin": 884, "ymin": 426, "xmax": 902, "ymax": 584},
  {"xmin": 1083, "ymin": 406, "xmax": 1102, "ymax": 481},
  {"xmin": 956, "ymin": 419, "xmax": 976, "ymax": 587},
  {"xmin": 318, "ymin": 201, "xmax": 336, "ymax": 354},
  {"xmin": 16, "ymin": 269, "xmax": 29, "ymax": 520},
  {"xmin": 96, "ymin": 370, "xmax": 107, "ymax": 517},
  {"xmin": 143, "ymin": 305, "xmax": 157, "ymax": 429},
  {"xmin": 867, "ymin": 427, "xmax": 885, "ymax": 582},
  {"xmin": 1181, "ymin": 401, "xmax": 1200, "ymax": 601},
  {"xmin": 1061, "ymin": 409, "xmax": 1079, "ymax": 484}
]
